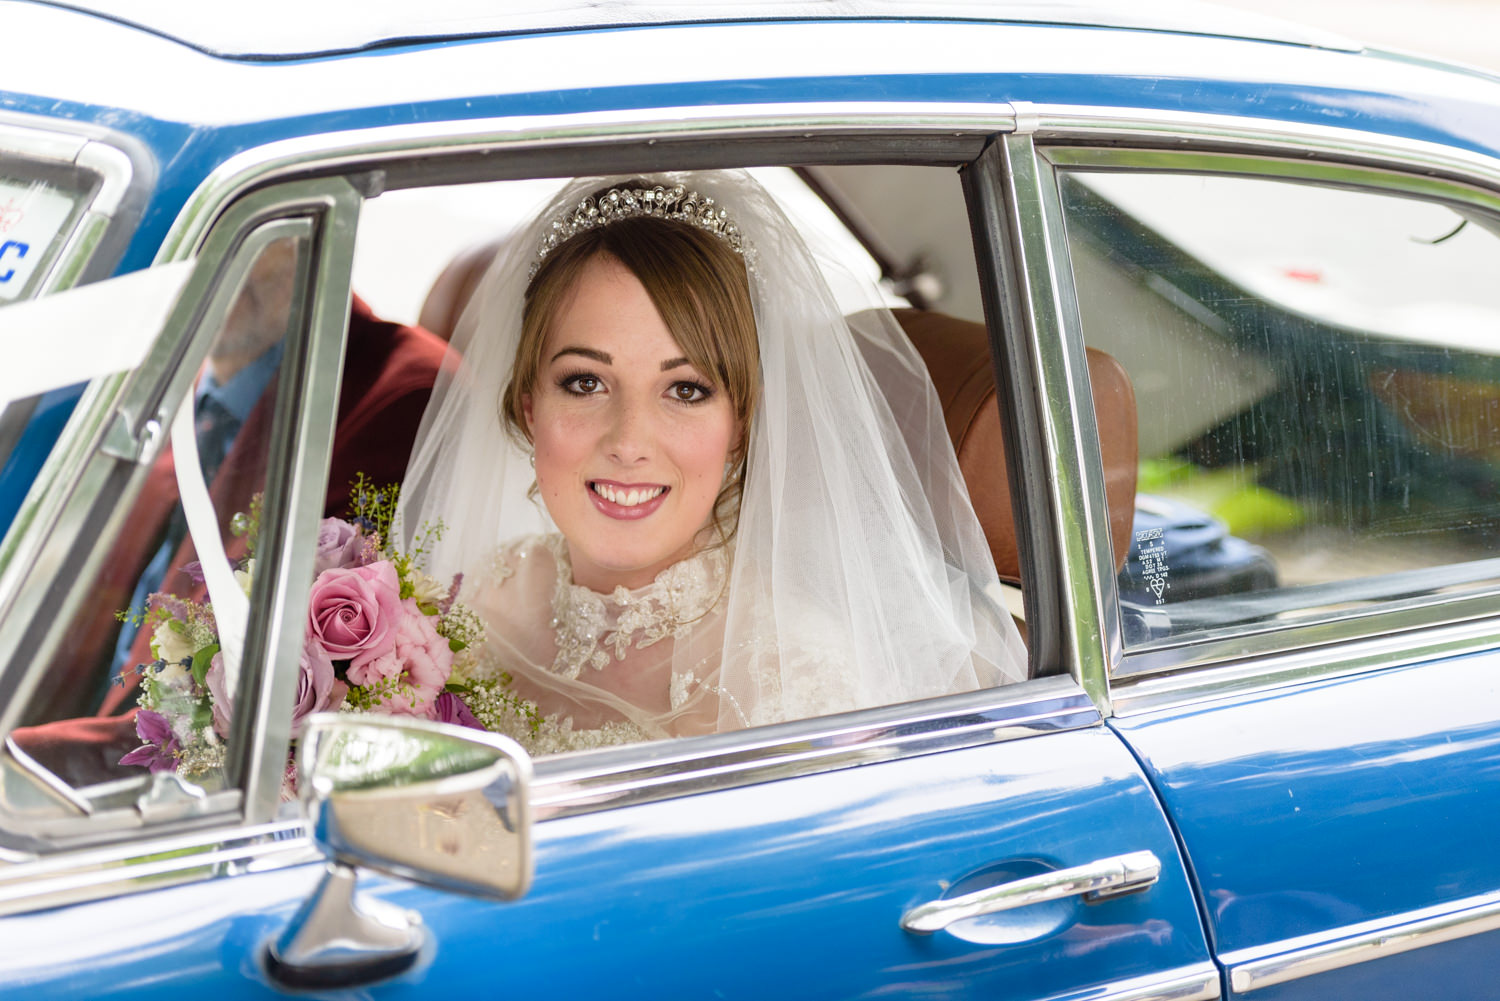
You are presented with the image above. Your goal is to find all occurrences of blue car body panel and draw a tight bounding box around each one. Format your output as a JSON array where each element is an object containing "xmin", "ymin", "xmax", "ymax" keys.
[
  {"xmin": 1112, "ymin": 649, "xmax": 1500, "ymax": 999},
  {"xmin": 2, "ymin": 730, "xmax": 1211, "ymax": 998}
]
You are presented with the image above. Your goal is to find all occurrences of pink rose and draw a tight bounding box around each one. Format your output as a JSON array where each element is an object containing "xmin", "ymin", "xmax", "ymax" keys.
[
  {"xmin": 313, "ymin": 518, "xmax": 369, "ymax": 577},
  {"xmin": 351, "ymin": 598, "xmax": 454, "ymax": 717},
  {"xmin": 307, "ymin": 562, "xmax": 402, "ymax": 670},
  {"xmin": 205, "ymin": 653, "xmax": 233, "ymax": 738},
  {"xmin": 291, "ymin": 635, "xmax": 349, "ymax": 736}
]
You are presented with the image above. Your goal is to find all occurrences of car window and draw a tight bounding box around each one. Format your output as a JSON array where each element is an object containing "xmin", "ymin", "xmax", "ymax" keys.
[
  {"xmin": 1055, "ymin": 165, "xmax": 1500, "ymax": 650},
  {"xmin": 345, "ymin": 164, "xmax": 1033, "ymax": 757},
  {"xmin": 8, "ymin": 229, "xmax": 315, "ymax": 796},
  {"xmin": 0, "ymin": 160, "xmax": 95, "ymax": 304}
]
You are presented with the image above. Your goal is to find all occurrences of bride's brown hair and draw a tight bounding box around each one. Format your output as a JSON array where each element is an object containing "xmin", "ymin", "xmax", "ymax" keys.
[{"xmin": 503, "ymin": 196, "xmax": 759, "ymax": 544}]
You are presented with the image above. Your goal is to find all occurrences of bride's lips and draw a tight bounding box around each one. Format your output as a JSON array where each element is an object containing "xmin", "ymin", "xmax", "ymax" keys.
[{"xmin": 588, "ymin": 480, "xmax": 670, "ymax": 520}]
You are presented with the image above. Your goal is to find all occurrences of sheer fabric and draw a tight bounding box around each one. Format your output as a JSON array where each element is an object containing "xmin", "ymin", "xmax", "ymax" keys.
[{"xmin": 396, "ymin": 170, "xmax": 1026, "ymax": 752}]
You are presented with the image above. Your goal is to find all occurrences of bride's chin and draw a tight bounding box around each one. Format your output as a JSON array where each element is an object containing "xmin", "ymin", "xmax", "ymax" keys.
[{"xmin": 565, "ymin": 535, "xmax": 709, "ymax": 592}]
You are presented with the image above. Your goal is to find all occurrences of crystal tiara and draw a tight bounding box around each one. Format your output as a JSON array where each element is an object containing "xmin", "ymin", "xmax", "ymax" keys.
[{"xmin": 532, "ymin": 183, "xmax": 756, "ymax": 274}]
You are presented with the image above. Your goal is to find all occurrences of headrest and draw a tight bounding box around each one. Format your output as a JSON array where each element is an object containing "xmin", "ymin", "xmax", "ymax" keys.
[
  {"xmin": 892, "ymin": 308, "xmax": 1138, "ymax": 582},
  {"xmin": 419, "ymin": 239, "xmax": 504, "ymax": 342}
]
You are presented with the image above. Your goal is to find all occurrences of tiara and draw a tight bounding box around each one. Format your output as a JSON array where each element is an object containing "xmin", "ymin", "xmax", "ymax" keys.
[{"xmin": 533, "ymin": 183, "xmax": 756, "ymax": 274}]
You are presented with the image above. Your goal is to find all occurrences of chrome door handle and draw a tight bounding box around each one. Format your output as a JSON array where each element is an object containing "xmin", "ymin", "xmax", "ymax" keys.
[{"xmin": 900, "ymin": 850, "xmax": 1161, "ymax": 935}]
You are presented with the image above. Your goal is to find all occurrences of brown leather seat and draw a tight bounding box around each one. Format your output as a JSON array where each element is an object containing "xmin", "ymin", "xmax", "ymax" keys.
[
  {"xmin": 893, "ymin": 308, "xmax": 1137, "ymax": 583},
  {"xmin": 419, "ymin": 245, "xmax": 1138, "ymax": 585}
]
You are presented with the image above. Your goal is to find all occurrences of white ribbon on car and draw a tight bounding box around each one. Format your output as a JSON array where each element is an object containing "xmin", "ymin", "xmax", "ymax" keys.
[
  {"xmin": 0, "ymin": 261, "xmax": 194, "ymax": 403},
  {"xmin": 170, "ymin": 387, "xmax": 249, "ymax": 693}
]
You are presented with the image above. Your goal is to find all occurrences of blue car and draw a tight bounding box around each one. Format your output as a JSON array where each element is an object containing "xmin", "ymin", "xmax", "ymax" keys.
[{"xmin": 2, "ymin": 2, "xmax": 1498, "ymax": 998}]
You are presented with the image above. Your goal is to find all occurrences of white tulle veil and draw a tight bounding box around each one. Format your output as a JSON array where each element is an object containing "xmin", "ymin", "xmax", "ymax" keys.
[{"xmin": 396, "ymin": 169, "xmax": 1025, "ymax": 742}]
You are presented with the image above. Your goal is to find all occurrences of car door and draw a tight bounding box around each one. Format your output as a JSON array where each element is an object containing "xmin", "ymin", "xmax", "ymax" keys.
[
  {"xmin": 0, "ymin": 105, "xmax": 1226, "ymax": 999},
  {"xmin": 1030, "ymin": 128, "xmax": 1500, "ymax": 1000}
]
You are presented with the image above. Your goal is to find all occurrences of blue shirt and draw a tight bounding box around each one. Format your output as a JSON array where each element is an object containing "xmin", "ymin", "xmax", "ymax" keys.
[{"xmin": 110, "ymin": 341, "xmax": 284, "ymax": 677}]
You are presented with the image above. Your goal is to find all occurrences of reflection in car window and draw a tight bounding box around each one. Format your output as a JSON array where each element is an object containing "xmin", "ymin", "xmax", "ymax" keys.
[
  {"xmin": 1058, "ymin": 169, "xmax": 1500, "ymax": 647},
  {"xmin": 8, "ymin": 234, "xmax": 312, "ymax": 793}
]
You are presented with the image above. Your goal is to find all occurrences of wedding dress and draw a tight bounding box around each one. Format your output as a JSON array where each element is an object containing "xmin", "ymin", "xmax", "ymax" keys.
[{"xmin": 396, "ymin": 171, "xmax": 1028, "ymax": 754}]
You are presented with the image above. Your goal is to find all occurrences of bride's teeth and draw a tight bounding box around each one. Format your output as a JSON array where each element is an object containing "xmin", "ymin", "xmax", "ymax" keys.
[{"xmin": 594, "ymin": 483, "xmax": 664, "ymax": 507}]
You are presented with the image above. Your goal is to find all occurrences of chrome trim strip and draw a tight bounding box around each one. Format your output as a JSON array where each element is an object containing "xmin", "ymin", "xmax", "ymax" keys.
[
  {"xmin": 1043, "ymin": 145, "xmax": 1500, "ymax": 212},
  {"xmin": 155, "ymin": 102, "xmax": 1016, "ymax": 262},
  {"xmin": 233, "ymin": 178, "xmax": 363, "ymax": 822},
  {"xmin": 1081, "ymin": 965, "xmax": 1221, "ymax": 1001},
  {"xmin": 0, "ymin": 820, "xmax": 315, "ymax": 917},
  {"xmin": 1112, "ymin": 614, "xmax": 1500, "ymax": 718},
  {"xmin": 1031, "ymin": 105, "xmax": 1500, "ymax": 189},
  {"xmin": 73, "ymin": 141, "xmax": 134, "ymax": 216},
  {"xmin": 990, "ymin": 133, "xmax": 1113, "ymax": 708},
  {"xmin": 1225, "ymin": 889, "xmax": 1500, "ymax": 993},
  {"xmin": 529, "ymin": 676, "xmax": 1098, "ymax": 819}
]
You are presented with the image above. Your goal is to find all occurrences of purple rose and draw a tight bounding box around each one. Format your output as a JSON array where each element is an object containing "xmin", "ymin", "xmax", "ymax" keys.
[
  {"xmin": 350, "ymin": 598, "xmax": 454, "ymax": 717},
  {"xmin": 307, "ymin": 561, "xmax": 402, "ymax": 670},
  {"xmin": 291, "ymin": 635, "xmax": 348, "ymax": 735},
  {"xmin": 119, "ymin": 709, "xmax": 180, "ymax": 773},
  {"xmin": 313, "ymin": 518, "xmax": 369, "ymax": 577},
  {"xmin": 433, "ymin": 691, "xmax": 484, "ymax": 730}
]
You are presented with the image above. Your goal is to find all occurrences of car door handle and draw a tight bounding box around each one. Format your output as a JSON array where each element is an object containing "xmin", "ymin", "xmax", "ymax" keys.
[{"xmin": 900, "ymin": 850, "xmax": 1162, "ymax": 934}]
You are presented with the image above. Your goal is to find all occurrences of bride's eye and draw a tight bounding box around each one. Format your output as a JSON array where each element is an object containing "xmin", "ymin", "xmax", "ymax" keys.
[
  {"xmin": 560, "ymin": 373, "xmax": 603, "ymax": 395},
  {"xmin": 669, "ymin": 381, "xmax": 712, "ymax": 404}
]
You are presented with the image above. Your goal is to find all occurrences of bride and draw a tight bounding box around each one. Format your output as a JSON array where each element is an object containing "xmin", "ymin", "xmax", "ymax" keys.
[{"xmin": 396, "ymin": 170, "xmax": 1026, "ymax": 754}]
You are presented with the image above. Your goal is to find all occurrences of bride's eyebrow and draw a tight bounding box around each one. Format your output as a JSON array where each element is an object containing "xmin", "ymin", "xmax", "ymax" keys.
[
  {"xmin": 551, "ymin": 346, "xmax": 611, "ymax": 364},
  {"xmin": 660, "ymin": 357, "xmax": 690, "ymax": 371}
]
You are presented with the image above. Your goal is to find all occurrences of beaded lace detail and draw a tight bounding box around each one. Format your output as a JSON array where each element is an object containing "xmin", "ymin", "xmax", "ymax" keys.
[{"xmin": 545, "ymin": 534, "xmax": 730, "ymax": 680}]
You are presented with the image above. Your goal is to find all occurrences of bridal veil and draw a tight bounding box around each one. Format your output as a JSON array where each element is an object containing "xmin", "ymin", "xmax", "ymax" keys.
[{"xmin": 396, "ymin": 169, "xmax": 1027, "ymax": 740}]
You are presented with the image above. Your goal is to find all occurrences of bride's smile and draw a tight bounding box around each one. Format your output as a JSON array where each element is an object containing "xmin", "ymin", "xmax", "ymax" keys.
[{"xmin": 523, "ymin": 253, "xmax": 739, "ymax": 593}]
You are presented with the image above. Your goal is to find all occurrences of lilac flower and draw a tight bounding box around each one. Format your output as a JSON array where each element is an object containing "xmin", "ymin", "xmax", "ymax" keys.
[
  {"xmin": 433, "ymin": 691, "xmax": 484, "ymax": 730},
  {"xmin": 119, "ymin": 709, "xmax": 180, "ymax": 773},
  {"xmin": 439, "ymin": 573, "xmax": 464, "ymax": 616}
]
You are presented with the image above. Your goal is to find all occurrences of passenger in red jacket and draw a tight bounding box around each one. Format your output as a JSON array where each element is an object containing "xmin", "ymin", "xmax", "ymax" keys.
[{"xmin": 14, "ymin": 237, "xmax": 448, "ymax": 786}]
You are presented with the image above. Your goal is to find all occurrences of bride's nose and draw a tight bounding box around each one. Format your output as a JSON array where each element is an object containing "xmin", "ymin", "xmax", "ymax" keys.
[{"xmin": 602, "ymin": 394, "xmax": 653, "ymax": 464}]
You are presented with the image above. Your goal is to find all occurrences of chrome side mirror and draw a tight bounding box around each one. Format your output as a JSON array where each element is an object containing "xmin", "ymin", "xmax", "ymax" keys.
[{"xmin": 268, "ymin": 714, "xmax": 532, "ymax": 989}]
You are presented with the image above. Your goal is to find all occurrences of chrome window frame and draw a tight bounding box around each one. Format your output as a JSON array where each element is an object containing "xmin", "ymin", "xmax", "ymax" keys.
[
  {"xmin": 0, "ymin": 176, "xmax": 361, "ymax": 850},
  {"xmin": 1010, "ymin": 107, "xmax": 1500, "ymax": 716},
  {"xmin": 0, "ymin": 115, "xmax": 153, "ymax": 490}
]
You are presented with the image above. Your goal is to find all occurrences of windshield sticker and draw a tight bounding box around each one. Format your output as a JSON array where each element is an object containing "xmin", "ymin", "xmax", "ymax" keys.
[
  {"xmin": 0, "ymin": 180, "xmax": 78, "ymax": 302},
  {"xmin": 1134, "ymin": 526, "xmax": 1170, "ymax": 604}
]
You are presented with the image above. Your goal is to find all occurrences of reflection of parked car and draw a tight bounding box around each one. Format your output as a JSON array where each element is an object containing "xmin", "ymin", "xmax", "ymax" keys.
[{"xmin": 2, "ymin": 3, "xmax": 1500, "ymax": 998}]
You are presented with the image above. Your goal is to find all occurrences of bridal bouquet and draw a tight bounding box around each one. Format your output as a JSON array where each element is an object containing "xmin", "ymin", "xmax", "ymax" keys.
[{"xmin": 120, "ymin": 477, "xmax": 531, "ymax": 782}]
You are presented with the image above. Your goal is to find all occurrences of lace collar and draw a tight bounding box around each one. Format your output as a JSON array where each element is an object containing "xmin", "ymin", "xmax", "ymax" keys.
[{"xmin": 545, "ymin": 534, "xmax": 731, "ymax": 680}]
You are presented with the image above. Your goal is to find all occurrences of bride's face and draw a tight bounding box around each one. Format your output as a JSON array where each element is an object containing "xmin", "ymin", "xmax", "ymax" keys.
[{"xmin": 523, "ymin": 254, "xmax": 740, "ymax": 592}]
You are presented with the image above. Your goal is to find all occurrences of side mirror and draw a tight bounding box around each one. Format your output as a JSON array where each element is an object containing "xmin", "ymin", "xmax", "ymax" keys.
[{"xmin": 268, "ymin": 714, "xmax": 532, "ymax": 989}]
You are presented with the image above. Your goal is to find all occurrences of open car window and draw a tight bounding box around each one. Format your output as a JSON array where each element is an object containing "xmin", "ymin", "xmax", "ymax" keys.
[
  {"xmin": 1053, "ymin": 160, "xmax": 1500, "ymax": 654},
  {"xmin": 347, "ymin": 163, "xmax": 1036, "ymax": 760}
]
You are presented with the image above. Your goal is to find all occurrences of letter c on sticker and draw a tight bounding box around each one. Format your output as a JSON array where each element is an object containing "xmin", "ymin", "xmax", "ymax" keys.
[{"xmin": 0, "ymin": 240, "xmax": 29, "ymax": 284}]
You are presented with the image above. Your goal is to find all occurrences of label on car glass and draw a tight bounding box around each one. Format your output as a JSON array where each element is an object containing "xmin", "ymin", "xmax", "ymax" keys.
[{"xmin": 0, "ymin": 179, "xmax": 78, "ymax": 302}]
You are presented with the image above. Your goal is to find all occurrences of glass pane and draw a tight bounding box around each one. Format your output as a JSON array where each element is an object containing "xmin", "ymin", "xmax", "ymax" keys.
[
  {"xmin": 0, "ymin": 166, "xmax": 90, "ymax": 302},
  {"xmin": 1058, "ymin": 169, "xmax": 1500, "ymax": 647},
  {"xmin": 8, "ymin": 233, "xmax": 310, "ymax": 791}
]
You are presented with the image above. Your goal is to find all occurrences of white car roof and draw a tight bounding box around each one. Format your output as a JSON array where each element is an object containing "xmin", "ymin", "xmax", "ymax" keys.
[{"xmin": 44, "ymin": 0, "xmax": 1360, "ymax": 59}]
